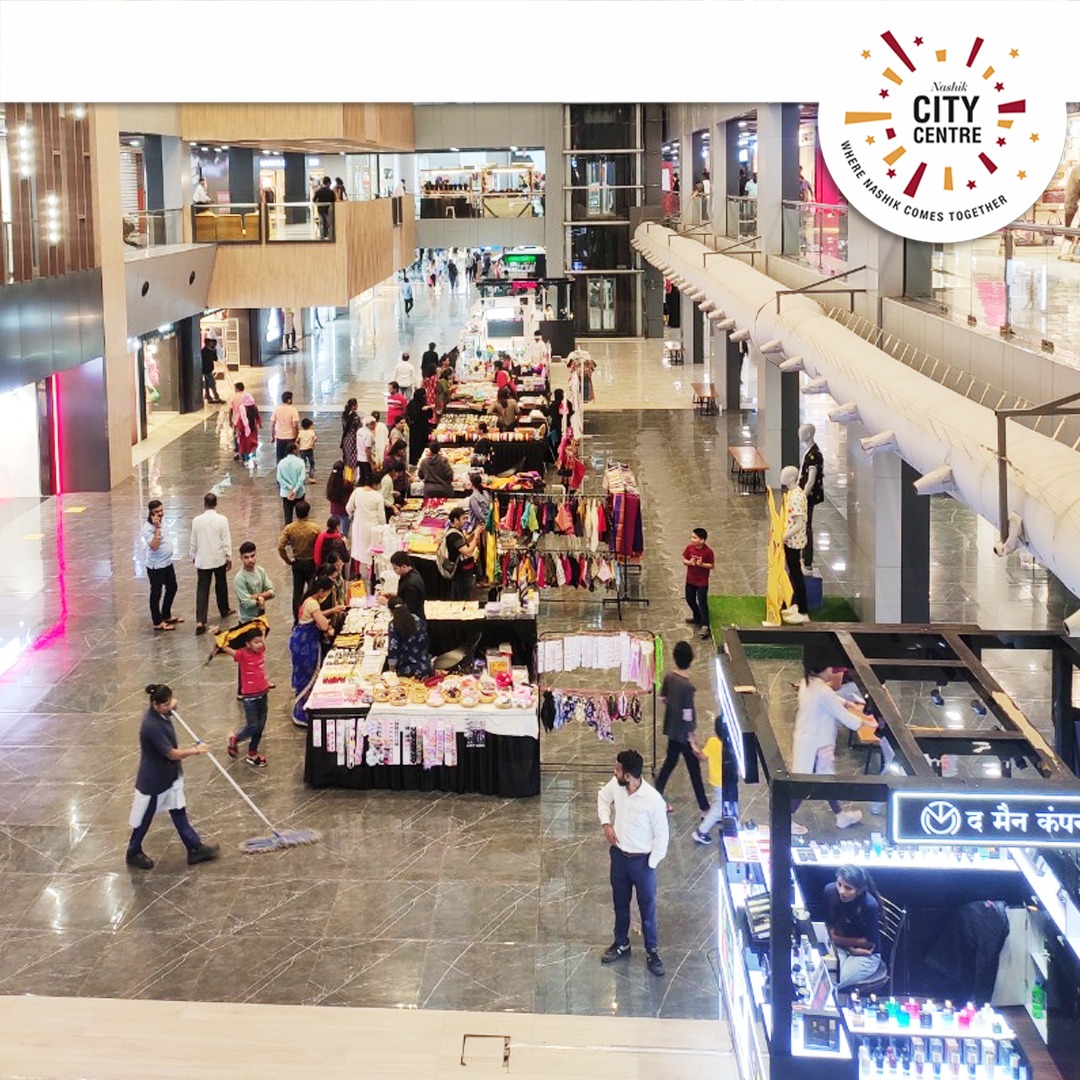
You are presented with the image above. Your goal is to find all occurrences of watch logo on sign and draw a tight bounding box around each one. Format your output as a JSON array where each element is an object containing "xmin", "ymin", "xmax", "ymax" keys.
[
  {"xmin": 818, "ymin": 29, "xmax": 1065, "ymax": 242},
  {"xmin": 919, "ymin": 800, "xmax": 963, "ymax": 837}
]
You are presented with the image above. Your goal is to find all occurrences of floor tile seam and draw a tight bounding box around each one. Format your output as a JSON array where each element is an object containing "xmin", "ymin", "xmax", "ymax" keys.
[
  {"xmin": 238, "ymin": 938, "xmax": 323, "ymax": 1003},
  {"xmin": 97, "ymin": 936, "xmax": 214, "ymax": 998}
]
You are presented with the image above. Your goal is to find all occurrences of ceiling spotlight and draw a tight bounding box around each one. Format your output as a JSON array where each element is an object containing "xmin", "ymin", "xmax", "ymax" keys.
[
  {"xmin": 778, "ymin": 357, "xmax": 805, "ymax": 373},
  {"xmin": 715, "ymin": 318, "xmax": 737, "ymax": 331},
  {"xmin": 760, "ymin": 339, "xmax": 784, "ymax": 354},
  {"xmin": 802, "ymin": 377, "xmax": 831, "ymax": 395},
  {"xmin": 729, "ymin": 327, "xmax": 750, "ymax": 342}
]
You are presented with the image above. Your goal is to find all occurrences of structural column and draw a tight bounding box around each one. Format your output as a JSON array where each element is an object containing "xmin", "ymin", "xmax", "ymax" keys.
[
  {"xmin": 756, "ymin": 351, "xmax": 799, "ymax": 487},
  {"xmin": 754, "ymin": 104, "xmax": 799, "ymax": 257}
]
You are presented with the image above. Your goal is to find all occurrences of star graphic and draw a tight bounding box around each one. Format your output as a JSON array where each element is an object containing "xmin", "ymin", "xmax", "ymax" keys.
[
  {"xmin": 879, "ymin": 89, "xmax": 890, "ymax": 99},
  {"xmin": 994, "ymin": 82, "xmax": 1004, "ymax": 91},
  {"xmin": 1030, "ymin": 132, "xmax": 1040, "ymax": 142},
  {"xmin": 866, "ymin": 135, "xmax": 876, "ymax": 145},
  {"xmin": 886, "ymin": 169, "xmax": 897, "ymax": 178},
  {"xmin": 997, "ymin": 137, "xmax": 1007, "ymax": 147},
  {"xmin": 914, "ymin": 36, "xmax": 924, "ymax": 45},
  {"xmin": 1017, "ymin": 170, "xmax": 1027, "ymax": 180},
  {"xmin": 861, "ymin": 49, "xmax": 871, "ymax": 59},
  {"xmin": 1009, "ymin": 48, "xmax": 1019, "ymax": 58},
  {"xmin": 967, "ymin": 180, "xmax": 977, "ymax": 190}
]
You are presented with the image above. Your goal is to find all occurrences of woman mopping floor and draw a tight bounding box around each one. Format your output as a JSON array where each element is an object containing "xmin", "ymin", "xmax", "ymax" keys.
[{"xmin": 126, "ymin": 683, "xmax": 220, "ymax": 870}]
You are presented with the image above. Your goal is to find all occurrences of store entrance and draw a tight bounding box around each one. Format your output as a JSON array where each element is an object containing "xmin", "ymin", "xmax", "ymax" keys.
[{"xmin": 587, "ymin": 276, "xmax": 616, "ymax": 332}]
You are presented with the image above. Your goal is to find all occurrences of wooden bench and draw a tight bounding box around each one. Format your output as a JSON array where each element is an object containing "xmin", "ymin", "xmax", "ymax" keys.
[
  {"xmin": 692, "ymin": 381, "xmax": 719, "ymax": 416},
  {"xmin": 728, "ymin": 445, "xmax": 768, "ymax": 493}
]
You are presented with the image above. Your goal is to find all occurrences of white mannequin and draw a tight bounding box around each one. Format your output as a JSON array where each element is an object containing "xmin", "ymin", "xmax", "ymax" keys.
[
  {"xmin": 780, "ymin": 465, "xmax": 810, "ymax": 624},
  {"xmin": 798, "ymin": 423, "xmax": 823, "ymax": 575}
]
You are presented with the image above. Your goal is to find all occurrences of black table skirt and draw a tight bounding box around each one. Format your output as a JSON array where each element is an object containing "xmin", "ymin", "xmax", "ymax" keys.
[{"xmin": 304, "ymin": 728, "xmax": 540, "ymax": 797}]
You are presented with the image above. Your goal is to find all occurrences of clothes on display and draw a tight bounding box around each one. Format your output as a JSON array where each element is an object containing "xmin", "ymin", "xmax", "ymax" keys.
[
  {"xmin": 539, "ymin": 688, "xmax": 649, "ymax": 740},
  {"xmin": 604, "ymin": 463, "xmax": 645, "ymax": 559},
  {"xmin": 487, "ymin": 493, "xmax": 608, "ymax": 550},
  {"xmin": 537, "ymin": 631, "xmax": 658, "ymax": 689},
  {"xmin": 483, "ymin": 546, "xmax": 621, "ymax": 592}
]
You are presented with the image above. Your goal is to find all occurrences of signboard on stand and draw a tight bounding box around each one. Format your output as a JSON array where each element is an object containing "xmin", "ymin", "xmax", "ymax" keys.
[{"xmin": 891, "ymin": 791, "xmax": 1080, "ymax": 847}]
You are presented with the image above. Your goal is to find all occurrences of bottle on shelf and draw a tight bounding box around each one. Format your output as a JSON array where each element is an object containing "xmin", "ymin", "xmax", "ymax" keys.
[{"xmin": 1030, "ymin": 978, "xmax": 1045, "ymax": 1020}]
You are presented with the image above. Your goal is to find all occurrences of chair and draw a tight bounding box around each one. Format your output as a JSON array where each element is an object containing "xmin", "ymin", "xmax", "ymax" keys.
[
  {"xmin": 432, "ymin": 631, "xmax": 482, "ymax": 672},
  {"xmin": 495, "ymin": 456, "xmax": 527, "ymax": 478},
  {"xmin": 852, "ymin": 895, "xmax": 906, "ymax": 996}
]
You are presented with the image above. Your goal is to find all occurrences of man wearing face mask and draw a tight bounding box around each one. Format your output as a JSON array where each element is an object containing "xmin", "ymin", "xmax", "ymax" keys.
[{"xmin": 597, "ymin": 749, "xmax": 670, "ymax": 977}]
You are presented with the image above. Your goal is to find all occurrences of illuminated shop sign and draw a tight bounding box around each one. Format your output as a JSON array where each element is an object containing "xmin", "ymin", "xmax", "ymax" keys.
[{"xmin": 891, "ymin": 791, "xmax": 1080, "ymax": 847}]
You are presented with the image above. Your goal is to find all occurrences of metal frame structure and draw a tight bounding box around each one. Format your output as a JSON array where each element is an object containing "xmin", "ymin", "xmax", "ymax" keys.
[{"xmin": 719, "ymin": 622, "xmax": 1080, "ymax": 1079}]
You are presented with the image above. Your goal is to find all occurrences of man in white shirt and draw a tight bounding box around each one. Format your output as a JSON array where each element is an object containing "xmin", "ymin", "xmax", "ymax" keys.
[
  {"xmin": 597, "ymin": 748, "xmax": 670, "ymax": 976},
  {"xmin": 356, "ymin": 415, "xmax": 377, "ymax": 485},
  {"xmin": 189, "ymin": 492, "xmax": 233, "ymax": 635},
  {"xmin": 394, "ymin": 352, "xmax": 415, "ymax": 398}
]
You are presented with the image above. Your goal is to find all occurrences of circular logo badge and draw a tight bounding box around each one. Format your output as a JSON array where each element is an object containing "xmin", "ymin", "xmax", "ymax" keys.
[
  {"xmin": 919, "ymin": 800, "xmax": 963, "ymax": 837},
  {"xmin": 818, "ymin": 29, "xmax": 1065, "ymax": 242}
]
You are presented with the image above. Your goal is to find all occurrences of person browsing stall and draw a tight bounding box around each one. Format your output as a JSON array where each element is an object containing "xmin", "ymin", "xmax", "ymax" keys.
[
  {"xmin": 386, "ymin": 595, "xmax": 432, "ymax": 678},
  {"xmin": 597, "ymin": 748, "xmax": 670, "ymax": 977},
  {"xmin": 825, "ymin": 864, "xmax": 883, "ymax": 989},
  {"xmin": 442, "ymin": 506, "xmax": 480, "ymax": 600},
  {"xmin": 418, "ymin": 441, "xmax": 455, "ymax": 497}
]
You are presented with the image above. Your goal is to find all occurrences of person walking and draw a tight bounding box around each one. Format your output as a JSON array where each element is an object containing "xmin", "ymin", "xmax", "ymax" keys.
[
  {"xmin": 233, "ymin": 540, "xmax": 274, "ymax": 623},
  {"xmin": 270, "ymin": 391, "xmax": 300, "ymax": 463},
  {"xmin": 312, "ymin": 176, "xmax": 336, "ymax": 238},
  {"xmin": 597, "ymin": 748, "xmax": 669, "ymax": 977},
  {"xmin": 682, "ymin": 527, "xmax": 715, "ymax": 639},
  {"xmin": 405, "ymin": 387, "xmax": 434, "ymax": 466},
  {"xmin": 142, "ymin": 499, "xmax": 181, "ymax": 632},
  {"xmin": 189, "ymin": 492, "xmax": 233, "ymax": 636},
  {"xmin": 386, "ymin": 382, "xmax": 408, "ymax": 430},
  {"xmin": 297, "ymin": 417, "xmax": 318, "ymax": 478},
  {"xmin": 200, "ymin": 336, "xmax": 224, "ymax": 404},
  {"xmin": 221, "ymin": 629, "xmax": 273, "ymax": 768},
  {"xmin": 276, "ymin": 442, "xmax": 307, "ymax": 524},
  {"xmin": 236, "ymin": 390, "xmax": 260, "ymax": 465},
  {"xmin": 326, "ymin": 460, "xmax": 354, "ymax": 539},
  {"xmin": 692, "ymin": 717, "xmax": 728, "ymax": 845},
  {"xmin": 283, "ymin": 307, "xmax": 297, "ymax": 351},
  {"xmin": 654, "ymin": 640, "xmax": 710, "ymax": 815},
  {"xmin": 394, "ymin": 353, "xmax": 416, "ymax": 399},
  {"xmin": 125, "ymin": 683, "xmax": 220, "ymax": 870},
  {"xmin": 278, "ymin": 499, "xmax": 321, "ymax": 625},
  {"xmin": 402, "ymin": 275, "xmax": 414, "ymax": 316}
]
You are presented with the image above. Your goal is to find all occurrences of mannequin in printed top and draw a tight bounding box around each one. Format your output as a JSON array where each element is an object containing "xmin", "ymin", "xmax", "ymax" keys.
[{"xmin": 798, "ymin": 424, "xmax": 824, "ymax": 575}]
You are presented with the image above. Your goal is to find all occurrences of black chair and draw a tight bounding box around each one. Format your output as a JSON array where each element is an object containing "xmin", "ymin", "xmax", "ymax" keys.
[
  {"xmin": 852, "ymin": 895, "xmax": 906, "ymax": 996},
  {"xmin": 432, "ymin": 631, "xmax": 482, "ymax": 672},
  {"xmin": 495, "ymin": 455, "xmax": 526, "ymax": 478}
]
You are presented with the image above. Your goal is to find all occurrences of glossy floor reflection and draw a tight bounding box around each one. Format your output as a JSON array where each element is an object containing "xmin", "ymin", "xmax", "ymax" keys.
[{"xmin": 0, "ymin": 276, "xmax": 1073, "ymax": 1021}]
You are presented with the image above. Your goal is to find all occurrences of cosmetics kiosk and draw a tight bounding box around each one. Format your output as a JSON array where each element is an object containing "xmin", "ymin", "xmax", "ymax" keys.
[{"xmin": 713, "ymin": 624, "xmax": 1080, "ymax": 1080}]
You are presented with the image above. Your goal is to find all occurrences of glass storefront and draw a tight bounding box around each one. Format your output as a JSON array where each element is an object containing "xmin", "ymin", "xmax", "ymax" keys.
[{"xmin": 415, "ymin": 149, "xmax": 545, "ymax": 219}]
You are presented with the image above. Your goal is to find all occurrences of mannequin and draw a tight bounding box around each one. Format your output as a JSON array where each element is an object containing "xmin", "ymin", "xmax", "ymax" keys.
[
  {"xmin": 780, "ymin": 465, "xmax": 810, "ymax": 624},
  {"xmin": 798, "ymin": 423, "xmax": 824, "ymax": 573}
]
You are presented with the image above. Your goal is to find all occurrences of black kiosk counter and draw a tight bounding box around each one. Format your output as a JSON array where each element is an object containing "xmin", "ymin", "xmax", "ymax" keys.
[{"xmin": 713, "ymin": 623, "xmax": 1080, "ymax": 1080}]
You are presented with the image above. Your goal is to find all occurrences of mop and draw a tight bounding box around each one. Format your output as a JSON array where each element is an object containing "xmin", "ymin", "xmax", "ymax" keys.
[{"xmin": 171, "ymin": 709, "xmax": 321, "ymax": 853}]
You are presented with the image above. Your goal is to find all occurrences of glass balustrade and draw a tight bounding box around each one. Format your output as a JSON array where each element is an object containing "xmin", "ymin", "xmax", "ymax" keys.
[
  {"xmin": 264, "ymin": 201, "xmax": 337, "ymax": 242},
  {"xmin": 191, "ymin": 203, "xmax": 263, "ymax": 244},
  {"xmin": 416, "ymin": 190, "xmax": 544, "ymax": 220},
  {"xmin": 781, "ymin": 200, "xmax": 849, "ymax": 271},
  {"xmin": 725, "ymin": 195, "xmax": 757, "ymax": 239},
  {"xmin": 122, "ymin": 208, "xmax": 185, "ymax": 250}
]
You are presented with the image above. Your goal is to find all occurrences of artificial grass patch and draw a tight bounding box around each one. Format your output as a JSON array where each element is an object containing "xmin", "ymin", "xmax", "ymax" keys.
[{"xmin": 707, "ymin": 594, "xmax": 860, "ymax": 658}]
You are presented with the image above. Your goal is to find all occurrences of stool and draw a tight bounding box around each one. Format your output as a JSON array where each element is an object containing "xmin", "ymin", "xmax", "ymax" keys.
[
  {"xmin": 444, "ymin": 205, "xmax": 456, "ymax": 218},
  {"xmin": 847, "ymin": 725, "xmax": 882, "ymax": 773}
]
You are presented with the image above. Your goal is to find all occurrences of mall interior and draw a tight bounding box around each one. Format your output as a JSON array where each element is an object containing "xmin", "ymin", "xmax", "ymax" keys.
[{"xmin": 1, "ymin": 100, "xmax": 1080, "ymax": 1079}]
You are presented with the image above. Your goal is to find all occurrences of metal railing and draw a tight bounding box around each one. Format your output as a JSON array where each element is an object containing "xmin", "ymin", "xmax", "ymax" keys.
[
  {"xmin": 725, "ymin": 195, "xmax": 757, "ymax": 240},
  {"xmin": 824, "ymin": 305, "xmax": 1080, "ymax": 454},
  {"xmin": 781, "ymin": 200, "xmax": 849, "ymax": 271},
  {"xmin": 416, "ymin": 191, "xmax": 544, "ymax": 220},
  {"xmin": 122, "ymin": 208, "xmax": 185, "ymax": 250}
]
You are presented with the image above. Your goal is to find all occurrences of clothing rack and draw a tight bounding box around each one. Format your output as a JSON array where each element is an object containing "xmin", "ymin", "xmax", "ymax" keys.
[
  {"xmin": 601, "ymin": 461, "xmax": 649, "ymax": 619},
  {"xmin": 537, "ymin": 630, "xmax": 659, "ymax": 774}
]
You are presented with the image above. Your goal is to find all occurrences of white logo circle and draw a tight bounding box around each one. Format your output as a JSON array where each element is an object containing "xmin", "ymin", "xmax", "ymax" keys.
[
  {"xmin": 919, "ymin": 800, "xmax": 963, "ymax": 836},
  {"xmin": 818, "ymin": 28, "xmax": 1065, "ymax": 242}
]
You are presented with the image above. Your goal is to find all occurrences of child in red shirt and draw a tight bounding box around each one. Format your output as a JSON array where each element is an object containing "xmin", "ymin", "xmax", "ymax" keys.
[
  {"xmin": 222, "ymin": 630, "xmax": 272, "ymax": 767},
  {"xmin": 683, "ymin": 527, "xmax": 715, "ymax": 639}
]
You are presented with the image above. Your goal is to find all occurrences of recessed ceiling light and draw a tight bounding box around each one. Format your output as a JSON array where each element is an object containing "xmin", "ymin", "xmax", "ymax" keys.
[
  {"xmin": 129, "ymin": 139, "xmax": 141, "ymax": 148},
  {"xmin": 738, "ymin": 121, "xmax": 748, "ymax": 128},
  {"xmin": 450, "ymin": 147, "xmax": 459, "ymax": 152}
]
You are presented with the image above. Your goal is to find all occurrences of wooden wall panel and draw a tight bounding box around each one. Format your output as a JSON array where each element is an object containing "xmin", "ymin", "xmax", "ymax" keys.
[
  {"xmin": 181, "ymin": 104, "xmax": 344, "ymax": 144},
  {"xmin": 208, "ymin": 239, "xmax": 349, "ymax": 310},
  {"xmin": 342, "ymin": 103, "xmax": 415, "ymax": 151}
]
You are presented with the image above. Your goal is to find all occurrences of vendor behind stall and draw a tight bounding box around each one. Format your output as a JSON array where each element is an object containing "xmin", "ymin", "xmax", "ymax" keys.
[{"xmin": 825, "ymin": 864, "xmax": 882, "ymax": 990}]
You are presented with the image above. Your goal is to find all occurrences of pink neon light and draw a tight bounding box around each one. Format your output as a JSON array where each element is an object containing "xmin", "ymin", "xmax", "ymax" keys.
[{"xmin": 50, "ymin": 373, "xmax": 62, "ymax": 494}]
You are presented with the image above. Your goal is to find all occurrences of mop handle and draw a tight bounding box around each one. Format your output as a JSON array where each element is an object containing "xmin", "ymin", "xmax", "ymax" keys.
[{"xmin": 170, "ymin": 710, "xmax": 280, "ymax": 836}]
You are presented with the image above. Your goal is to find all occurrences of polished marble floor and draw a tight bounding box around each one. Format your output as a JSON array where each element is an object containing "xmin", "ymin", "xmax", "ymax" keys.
[{"xmin": 0, "ymin": 276, "xmax": 1073, "ymax": 1023}]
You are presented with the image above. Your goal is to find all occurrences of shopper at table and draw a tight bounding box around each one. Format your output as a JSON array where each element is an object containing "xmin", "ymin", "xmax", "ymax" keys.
[
  {"xmin": 126, "ymin": 683, "xmax": 219, "ymax": 870},
  {"xmin": 421, "ymin": 342, "xmax": 439, "ymax": 376},
  {"xmin": 355, "ymin": 415, "xmax": 378, "ymax": 486},
  {"xmin": 406, "ymin": 387, "xmax": 434, "ymax": 465},
  {"xmin": 443, "ymin": 506, "xmax": 481, "ymax": 600},
  {"xmin": 386, "ymin": 381, "xmax": 408, "ymax": 429},
  {"xmin": 825, "ymin": 864, "xmax": 883, "ymax": 989},
  {"xmin": 345, "ymin": 473, "xmax": 384, "ymax": 584},
  {"xmin": 386, "ymin": 595, "xmax": 432, "ymax": 678},
  {"xmin": 383, "ymin": 551, "xmax": 426, "ymax": 621},
  {"xmin": 289, "ymin": 576, "xmax": 335, "ymax": 728},
  {"xmin": 790, "ymin": 664, "xmax": 878, "ymax": 834},
  {"xmin": 142, "ymin": 499, "xmax": 180, "ymax": 633},
  {"xmin": 467, "ymin": 472, "xmax": 491, "ymax": 530},
  {"xmin": 597, "ymin": 748, "xmax": 669, "ymax": 977},
  {"xmin": 314, "ymin": 515, "xmax": 350, "ymax": 570},
  {"xmin": 341, "ymin": 399, "xmax": 361, "ymax": 481},
  {"xmin": 372, "ymin": 410, "xmax": 389, "ymax": 467},
  {"xmin": 492, "ymin": 386, "xmax": 519, "ymax": 432},
  {"xmin": 326, "ymin": 460, "xmax": 354, "ymax": 540},
  {"xmin": 379, "ymin": 465, "xmax": 400, "ymax": 522},
  {"xmin": 419, "ymin": 441, "xmax": 455, "ymax": 497},
  {"xmin": 495, "ymin": 360, "xmax": 512, "ymax": 393},
  {"xmin": 318, "ymin": 552, "xmax": 349, "ymax": 614},
  {"xmin": 423, "ymin": 366, "xmax": 442, "ymax": 422},
  {"xmin": 435, "ymin": 362, "xmax": 454, "ymax": 415},
  {"xmin": 384, "ymin": 437, "xmax": 408, "ymax": 474},
  {"xmin": 654, "ymin": 640, "xmax": 710, "ymax": 815}
]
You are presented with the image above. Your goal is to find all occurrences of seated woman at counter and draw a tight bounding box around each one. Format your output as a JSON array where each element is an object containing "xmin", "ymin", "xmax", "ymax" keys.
[
  {"xmin": 386, "ymin": 595, "xmax": 432, "ymax": 679},
  {"xmin": 790, "ymin": 663, "xmax": 878, "ymax": 835},
  {"xmin": 418, "ymin": 441, "xmax": 455, "ymax": 497},
  {"xmin": 825, "ymin": 864, "xmax": 883, "ymax": 990},
  {"xmin": 492, "ymin": 387, "xmax": 519, "ymax": 432}
]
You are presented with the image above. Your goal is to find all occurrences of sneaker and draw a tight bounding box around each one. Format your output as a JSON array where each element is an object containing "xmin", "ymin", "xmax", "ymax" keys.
[
  {"xmin": 684, "ymin": 618, "xmax": 699, "ymax": 625},
  {"xmin": 835, "ymin": 810, "xmax": 864, "ymax": 829},
  {"xmin": 227, "ymin": 734, "xmax": 238, "ymax": 759},
  {"xmin": 246, "ymin": 753, "xmax": 268, "ymax": 768},
  {"xmin": 187, "ymin": 842, "xmax": 220, "ymax": 866},
  {"xmin": 646, "ymin": 950, "xmax": 666, "ymax": 977},
  {"xmin": 699, "ymin": 628, "xmax": 712, "ymax": 640},
  {"xmin": 791, "ymin": 822, "xmax": 809, "ymax": 835},
  {"xmin": 125, "ymin": 850, "xmax": 154, "ymax": 870},
  {"xmin": 601, "ymin": 942, "xmax": 631, "ymax": 965},
  {"xmin": 782, "ymin": 608, "xmax": 810, "ymax": 625},
  {"xmin": 692, "ymin": 829, "xmax": 712, "ymax": 845}
]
